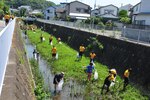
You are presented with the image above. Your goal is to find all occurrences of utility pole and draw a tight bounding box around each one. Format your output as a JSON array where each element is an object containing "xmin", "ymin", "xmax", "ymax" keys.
[{"xmin": 92, "ymin": 0, "xmax": 97, "ymax": 30}]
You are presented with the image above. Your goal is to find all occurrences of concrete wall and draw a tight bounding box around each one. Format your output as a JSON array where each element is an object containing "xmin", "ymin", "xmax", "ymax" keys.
[{"xmin": 35, "ymin": 21, "xmax": 150, "ymax": 91}]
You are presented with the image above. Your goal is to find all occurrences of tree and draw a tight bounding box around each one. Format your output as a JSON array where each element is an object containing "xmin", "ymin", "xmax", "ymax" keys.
[
  {"xmin": 120, "ymin": 17, "xmax": 131, "ymax": 24},
  {"xmin": 19, "ymin": 8, "xmax": 27, "ymax": 17},
  {"xmin": 119, "ymin": 10, "xmax": 128, "ymax": 18}
]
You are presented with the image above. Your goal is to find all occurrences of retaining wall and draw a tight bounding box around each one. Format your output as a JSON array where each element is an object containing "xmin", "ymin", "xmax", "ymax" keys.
[{"xmin": 35, "ymin": 21, "xmax": 150, "ymax": 91}]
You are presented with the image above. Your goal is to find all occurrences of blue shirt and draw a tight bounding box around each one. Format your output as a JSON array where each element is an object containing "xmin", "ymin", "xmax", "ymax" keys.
[{"xmin": 86, "ymin": 65, "xmax": 94, "ymax": 73}]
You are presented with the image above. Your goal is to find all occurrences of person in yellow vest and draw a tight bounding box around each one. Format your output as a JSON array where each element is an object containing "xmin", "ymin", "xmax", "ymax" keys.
[
  {"xmin": 49, "ymin": 35, "xmax": 53, "ymax": 45},
  {"xmin": 123, "ymin": 68, "xmax": 132, "ymax": 90},
  {"xmin": 90, "ymin": 51, "xmax": 96, "ymax": 63},
  {"xmin": 52, "ymin": 46, "xmax": 57, "ymax": 58},
  {"xmin": 4, "ymin": 14, "xmax": 10, "ymax": 26},
  {"xmin": 101, "ymin": 73, "xmax": 115, "ymax": 94},
  {"xmin": 78, "ymin": 44, "xmax": 85, "ymax": 59}
]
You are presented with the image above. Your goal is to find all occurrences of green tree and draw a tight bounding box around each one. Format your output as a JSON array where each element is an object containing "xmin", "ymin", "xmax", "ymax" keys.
[
  {"xmin": 119, "ymin": 10, "xmax": 128, "ymax": 18},
  {"xmin": 120, "ymin": 17, "xmax": 131, "ymax": 24},
  {"xmin": 19, "ymin": 8, "xmax": 27, "ymax": 17}
]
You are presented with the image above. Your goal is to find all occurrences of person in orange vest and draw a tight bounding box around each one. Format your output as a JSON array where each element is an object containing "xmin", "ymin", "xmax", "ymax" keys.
[
  {"xmin": 78, "ymin": 44, "xmax": 85, "ymax": 59},
  {"xmin": 4, "ymin": 14, "xmax": 10, "ymax": 26},
  {"xmin": 123, "ymin": 68, "xmax": 132, "ymax": 90},
  {"xmin": 90, "ymin": 51, "xmax": 96, "ymax": 63},
  {"xmin": 101, "ymin": 73, "xmax": 115, "ymax": 94},
  {"xmin": 49, "ymin": 35, "xmax": 53, "ymax": 45},
  {"xmin": 52, "ymin": 46, "xmax": 57, "ymax": 59}
]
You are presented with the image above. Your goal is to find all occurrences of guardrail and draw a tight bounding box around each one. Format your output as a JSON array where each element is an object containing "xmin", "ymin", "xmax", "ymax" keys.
[{"xmin": 0, "ymin": 19, "xmax": 16, "ymax": 95}]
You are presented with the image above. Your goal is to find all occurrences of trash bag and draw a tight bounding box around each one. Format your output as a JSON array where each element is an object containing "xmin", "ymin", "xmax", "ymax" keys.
[
  {"xmin": 77, "ymin": 53, "xmax": 79, "ymax": 58},
  {"xmin": 56, "ymin": 79, "xmax": 64, "ymax": 91},
  {"xmin": 50, "ymin": 42, "xmax": 53, "ymax": 45},
  {"xmin": 110, "ymin": 82, "xmax": 115, "ymax": 87},
  {"xmin": 43, "ymin": 37, "xmax": 45, "ymax": 41},
  {"xmin": 94, "ymin": 70, "xmax": 98, "ymax": 80},
  {"xmin": 56, "ymin": 53, "xmax": 58, "ymax": 59}
]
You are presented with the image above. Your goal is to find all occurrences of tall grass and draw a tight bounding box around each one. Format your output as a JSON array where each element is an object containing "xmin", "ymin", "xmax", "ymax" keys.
[{"xmin": 27, "ymin": 29, "xmax": 148, "ymax": 99}]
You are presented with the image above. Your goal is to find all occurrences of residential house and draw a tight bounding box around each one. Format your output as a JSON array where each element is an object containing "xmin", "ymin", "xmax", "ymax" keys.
[
  {"xmin": 91, "ymin": 4, "xmax": 119, "ymax": 20},
  {"xmin": 18, "ymin": 5, "xmax": 32, "ymax": 12},
  {"xmin": 65, "ymin": 1, "xmax": 91, "ymax": 20},
  {"xmin": 44, "ymin": 6, "xmax": 56, "ymax": 20},
  {"xmin": 119, "ymin": 4, "xmax": 133, "ymax": 16},
  {"xmin": 132, "ymin": 0, "xmax": 150, "ymax": 25}
]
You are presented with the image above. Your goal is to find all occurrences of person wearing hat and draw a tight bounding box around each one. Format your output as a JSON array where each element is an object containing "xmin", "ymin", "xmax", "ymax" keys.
[
  {"xmin": 86, "ymin": 62, "xmax": 95, "ymax": 81},
  {"xmin": 53, "ymin": 72, "xmax": 64, "ymax": 92},
  {"xmin": 123, "ymin": 68, "xmax": 132, "ymax": 90}
]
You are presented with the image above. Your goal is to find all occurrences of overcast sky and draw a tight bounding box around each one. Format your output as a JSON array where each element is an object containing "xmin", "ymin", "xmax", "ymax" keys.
[{"xmin": 48, "ymin": 0, "xmax": 141, "ymax": 8}]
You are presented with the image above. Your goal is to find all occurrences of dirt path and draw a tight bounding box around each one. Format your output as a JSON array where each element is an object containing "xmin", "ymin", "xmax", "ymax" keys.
[{"xmin": 0, "ymin": 19, "xmax": 35, "ymax": 100}]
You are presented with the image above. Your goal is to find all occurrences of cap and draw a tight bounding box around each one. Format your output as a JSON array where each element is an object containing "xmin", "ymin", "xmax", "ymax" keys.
[{"xmin": 61, "ymin": 72, "xmax": 64, "ymax": 75}]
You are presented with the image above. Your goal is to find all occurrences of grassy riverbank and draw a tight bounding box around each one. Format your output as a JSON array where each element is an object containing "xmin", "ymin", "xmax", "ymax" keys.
[{"xmin": 27, "ymin": 29, "xmax": 148, "ymax": 99}]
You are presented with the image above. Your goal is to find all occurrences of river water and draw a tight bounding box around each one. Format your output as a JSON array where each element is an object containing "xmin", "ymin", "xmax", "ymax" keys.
[{"xmin": 22, "ymin": 32, "xmax": 85, "ymax": 100}]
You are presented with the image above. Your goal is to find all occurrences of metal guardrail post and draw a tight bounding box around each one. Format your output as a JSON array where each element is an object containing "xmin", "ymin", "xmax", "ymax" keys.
[{"xmin": 138, "ymin": 30, "xmax": 141, "ymax": 43}]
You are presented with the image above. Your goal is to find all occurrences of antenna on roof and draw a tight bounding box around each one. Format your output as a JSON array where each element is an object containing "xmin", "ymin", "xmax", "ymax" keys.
[{"xmin": 94, "ymin": 0, "xmax": 96, "ymax": 9}]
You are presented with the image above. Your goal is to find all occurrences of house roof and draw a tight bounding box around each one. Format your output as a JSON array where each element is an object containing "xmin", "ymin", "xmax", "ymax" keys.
[
  {"xmin": 132, "ymin": 2, "xmax": 141, "ymax": 9},
  {"xmin": 98, "ymin": 4, "xmax": 119, "ymax": 10},
  {"xmin": 67, "ymin": 1, "xmax": 92, "ymax": 9},
  {"xmin": 56, "ymin": 8, "xmax": 65, "ymax": 13}
]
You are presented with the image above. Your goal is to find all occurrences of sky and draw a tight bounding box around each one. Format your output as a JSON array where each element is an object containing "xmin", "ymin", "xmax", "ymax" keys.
[{"xmin": 48, "ymin": 0, "xmax": 141, "ymax": 9}]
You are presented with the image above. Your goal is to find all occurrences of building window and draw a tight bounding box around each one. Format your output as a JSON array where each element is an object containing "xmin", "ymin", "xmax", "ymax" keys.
[
  {"xmin": 76, "ymin": 8, "xmax": 81, "ymax": 12},
  {"xmin": 136, "ymin": 6, "xmax": 138, "ymax": 11},
  {"xmin": 47, "ymin": 10, "xmax": 50, "ymax": 13},
  {"xmin": 104, "ymin": 9, "xmax": 114, "ymax": 14}
]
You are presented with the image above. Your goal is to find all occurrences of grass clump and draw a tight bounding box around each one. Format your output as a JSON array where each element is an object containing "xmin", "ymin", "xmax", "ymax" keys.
[
  {"xmin": 27, "ymin": 29, "xmax": 148, "ymax": 99},
  {"xmin": 30, "ymin": 59, "xmax": 50, "ymax": 100}
]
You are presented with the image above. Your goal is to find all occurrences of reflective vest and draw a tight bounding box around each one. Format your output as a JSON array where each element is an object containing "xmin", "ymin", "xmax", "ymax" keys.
[
  {"xmin": 124, "ymin": 70, "xmax": 130, "ymax": 78},
  {"xmin": 90, "ymin": 53, "xmax": 96, "ymax": 59},
  {"xmin": 79, "ymin": 46, "xmax": 85, "ymax": 52},
  {"xmin": 52, "ymin": 47, "xmax": 57, "ymax": 54}
]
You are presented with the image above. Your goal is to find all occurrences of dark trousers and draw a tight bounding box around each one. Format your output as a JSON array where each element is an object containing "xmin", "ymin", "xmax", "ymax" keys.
[
  {"xmin": 101, "ymin": 78, "xmax": 111, "ymax": 94},
  {"xmin": 123, "ymin": 77, "xmax": 129, "ymax": 90}
]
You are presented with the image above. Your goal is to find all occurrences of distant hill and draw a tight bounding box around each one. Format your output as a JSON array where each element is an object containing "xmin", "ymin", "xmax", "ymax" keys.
[{"xmin": 5, "ymin": 0, "xmax": 56, "ymax": 9}]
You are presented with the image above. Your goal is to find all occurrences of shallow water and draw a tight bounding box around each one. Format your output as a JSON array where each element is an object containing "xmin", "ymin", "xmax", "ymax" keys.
[{"xmin": 22, "ymin": 33, "xmax": 85, "ymax": 100}]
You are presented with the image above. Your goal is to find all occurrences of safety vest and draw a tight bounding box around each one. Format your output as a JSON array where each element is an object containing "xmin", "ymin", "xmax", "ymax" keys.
[
  {"xmin": 124, "ymin": 70, "xmax": 130, "ymax": 78},
  {"xmin": 4, "ymin": 15, "xmax": 10, "ymax": 20},
  {"xmin": 79, "ymin": 46, "xmax": 85, "ymax": 52},
  {"xmin": 90, "ymin": 53, "xmax": 96, "ymax": 59},
  {"xmin": 52, "ymin": 47, "xmax": 57, "ymax": 54},
  {"xmin": 49, "ymin": 36, "xmax": 53, "ymax": 40},
  {"xmin": 108, "ymin": 74, "xmax": 115, "ymax": 81}
]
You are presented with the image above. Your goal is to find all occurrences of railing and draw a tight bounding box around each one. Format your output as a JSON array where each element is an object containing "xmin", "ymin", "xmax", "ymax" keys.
[
  {"xmin": 0, "ymin": 19, "xmax": 16, "ymax": 95},
  {"xmin": 37, "ymin": 19, "xmax": 150, "ymax": 46}
]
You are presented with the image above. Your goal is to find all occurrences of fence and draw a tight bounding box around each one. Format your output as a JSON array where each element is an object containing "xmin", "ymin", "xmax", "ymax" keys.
[
  {"xmin": 0, "ymin": 19, "xmax": 16, "ymax": 95},
  {"xmin": 37, "ymin": 19, "xmax": 150, "ymax": 45}
]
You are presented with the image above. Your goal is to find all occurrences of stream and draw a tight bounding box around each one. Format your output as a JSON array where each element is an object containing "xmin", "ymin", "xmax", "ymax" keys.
[{"xmin": 22, "ymin": 32, "xmax": 85, "ymax": 100}]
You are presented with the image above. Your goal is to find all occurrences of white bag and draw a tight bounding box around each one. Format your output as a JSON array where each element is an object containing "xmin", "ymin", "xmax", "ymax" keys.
[
  {"xmin": 77, "ymin": 53, "xmax": 79, "ymax": 58},
  {"xmin": 43, "ymin": 37, "xmax": 45, "ymax": 41},
  {"xmin": 94, "ymin": 71, "xmax": 98, "ymax": 80},
  {"xmin": 56, "ymin": 53, "xmax": 58, "ymax": 59},
  {"xmin": 57, "ymin": 79, "xmax": 64, "ymax": 91},
  {"xmin": 50, "ymin": 42, "xmax": 53, "ymax": 45}
]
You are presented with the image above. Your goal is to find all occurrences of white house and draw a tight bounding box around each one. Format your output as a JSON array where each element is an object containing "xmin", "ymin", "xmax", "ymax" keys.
[
  {"xmin": 91, "ymin": 4, "xmax": 119, "ymax": 20},
  {"xmin": 132, "ymin": 0, "xmax": 150, "ymax": 25},
  {"xmin": 44, "ymin": 6, "xmax": 56, "ymax": 20},
  {"xmin": 65, "ymin": 1, "xmax": 91, "ymax": 20},
  {"xmin": 18, "ymin": 5, "xmax": 32, "ymax": 12}
]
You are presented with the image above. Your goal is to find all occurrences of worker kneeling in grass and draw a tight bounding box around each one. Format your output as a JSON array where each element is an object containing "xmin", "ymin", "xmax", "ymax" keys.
[
  {"xmin": 51, "ymin": 46, "xmax": 57, "ymax": 59},
  {"xmin": 101, "ymin": 72, "xmax": 115, "ymax": 94},
  {"xmin": 90, "ymin": 51, "xmax": 96, "ymax": 63},
  {"xmin": 86, "ymin": 62, "xmax": 95, "ymax": 81}
]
